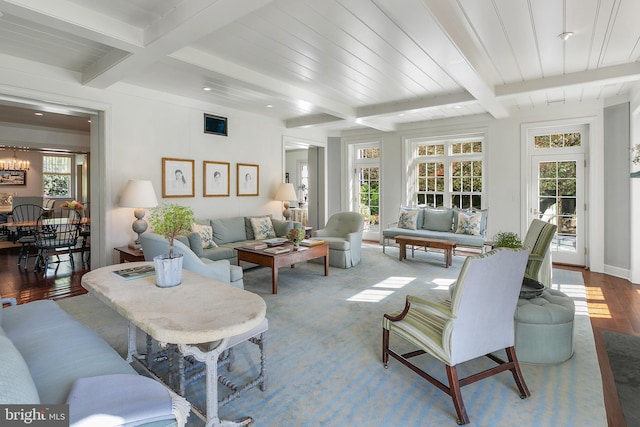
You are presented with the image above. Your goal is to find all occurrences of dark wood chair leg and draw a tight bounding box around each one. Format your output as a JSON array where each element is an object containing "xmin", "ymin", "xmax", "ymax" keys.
[
  {"xmin": 506, "ymin": 346, "xmax": 531, "ymax": 398},
  {"xmin": 446, "ymin": 365, "xmax": 470, "ymax": 425},
  {"xmin": 382, "ymin": 328, "xmax": 390, "ymax": 367}
]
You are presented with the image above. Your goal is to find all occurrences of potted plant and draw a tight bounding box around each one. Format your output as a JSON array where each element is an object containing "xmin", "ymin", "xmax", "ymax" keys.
[
  {"xmin": 148, "ymin": 203, "xmax": 195, "ymax": 287},
  {"xmin": 286, "ymin": 227, "xmax": 305, "ymax": 249},
  {"xmin": 492, "ymin": 231, "xmax": 523, "ymax": 249}
]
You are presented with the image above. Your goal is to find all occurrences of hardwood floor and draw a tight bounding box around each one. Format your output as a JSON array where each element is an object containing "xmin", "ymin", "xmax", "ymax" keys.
[
  {"xmin": 0, "ymin": 246, "xmax": 89, "ymax": 304},
  {"xmin": 0, "ymin": 244, "xmax": 637, "ymax": 426}
]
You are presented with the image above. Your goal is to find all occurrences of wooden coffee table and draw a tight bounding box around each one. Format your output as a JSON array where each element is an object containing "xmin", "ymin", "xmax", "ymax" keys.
[
  {"xmin": 395, "ymin": 235, "xmax": 456, "ymax": 268},
  {"xmin": 236, "ymin": 243, "xmax": 329, "ymax": 294}
]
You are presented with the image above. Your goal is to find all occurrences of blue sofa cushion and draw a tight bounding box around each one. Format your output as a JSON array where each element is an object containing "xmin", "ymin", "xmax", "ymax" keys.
[
  {"xmin": 212, "ymin": 217, "xmax": 246, "ymax": 245},
  {"xmin": 2, "ymin": 300, "xmax": 136, "ymax": 404},
  {"xmin": 383, "ymin": 227, "xmax": 485, "ymax": 248},
  {"xmin": 423, "ymin": 208, "xmax": 454, "ymax": 232},
  {"xmin": 187, "ymin": 232, "xmax": 204, "ymax": 257},
  {"xmin": 0, "ymin": 334, "xmax": 40, "ymax": 404}
]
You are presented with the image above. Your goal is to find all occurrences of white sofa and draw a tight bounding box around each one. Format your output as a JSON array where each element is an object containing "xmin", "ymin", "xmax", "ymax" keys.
[{"xmin": 0, "ymin": 297, "xmax": 188, "ymax": 427}]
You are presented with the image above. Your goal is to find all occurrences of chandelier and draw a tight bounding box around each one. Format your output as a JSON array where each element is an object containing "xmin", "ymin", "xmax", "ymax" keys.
[{"xmin": 0, "ymin": 146, "xmax": 30, "ymax": 171}]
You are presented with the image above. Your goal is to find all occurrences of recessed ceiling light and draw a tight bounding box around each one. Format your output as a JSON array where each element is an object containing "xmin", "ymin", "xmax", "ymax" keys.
[
  {"xmin": 266, "ymin": 104, "xmax": 273, "ymax": 108},
  {"xmin": 202, "ymin": 87, "xmax": 212, "ymax": 91},
  {"xmin": 558, "ymin": 32, "xmax": 574, "ymax": 41},
  {"xmin": 34, "ymin": 112, "xmax": 43, "ymax": 116}
]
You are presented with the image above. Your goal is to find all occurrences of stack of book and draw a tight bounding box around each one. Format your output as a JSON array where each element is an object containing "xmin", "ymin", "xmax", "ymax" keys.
[
  {"xmin": 264, "ymin": 246, "xmax": 291, "ymax": 254},
  {"xmin": 300, "ymin": 238, "xmax": 325, "ymax": 247},
  {"xmin": 112, "ymin": 265, "xmax": 155, "ymax": 280},
  {"xmin": 243, "ymin": 242, "xmax": 268, "ymax": 250}
]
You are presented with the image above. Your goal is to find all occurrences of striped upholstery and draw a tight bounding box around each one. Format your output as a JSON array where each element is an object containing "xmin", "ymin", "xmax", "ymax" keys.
[
  {"xmin": 383, "ymin": 247, "xmax": 530, "ymax": 366},
  {"xmin": 382, "ymin": 248, "xmax": 531, "ymax": 424},
  {"xmin": 522, "ymin": 219, "xmax": 557, "ymax": 283}
]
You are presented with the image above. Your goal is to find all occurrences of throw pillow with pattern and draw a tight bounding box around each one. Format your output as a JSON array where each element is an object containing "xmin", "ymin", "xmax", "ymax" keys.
[
  {"xmin": 455, "ymin": 212, "xmax": 482, "ymax": 235},
  {"xmin": 191, "ymin": 223, "xmax": 217, "ymax": 249},
  {"xmin": 398, "ymin": 208, "xmax": 419, "ymax": 230},
  {"xmin": 250, "ymin": 216, "xmax": 276, "ymax": 240}
]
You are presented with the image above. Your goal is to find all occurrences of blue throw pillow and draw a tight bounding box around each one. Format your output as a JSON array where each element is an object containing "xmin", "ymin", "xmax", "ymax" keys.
[{"xmin": 423, "ymin": 208, "xmax": 454, "ymax": 232}]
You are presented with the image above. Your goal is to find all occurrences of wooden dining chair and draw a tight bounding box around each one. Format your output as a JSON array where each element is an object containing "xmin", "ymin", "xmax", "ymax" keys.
[
  {"xmin": 10, "ymin": 204, "xmax": 44, "ymax": 270},
  {"xmin": 33, "ymin": 209, "xmax": 81, "ymax": 276}
]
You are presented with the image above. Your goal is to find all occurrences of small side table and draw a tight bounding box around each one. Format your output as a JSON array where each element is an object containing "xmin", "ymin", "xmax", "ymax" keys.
[{"xmin": 114, "ymin": 246, "xmax": 145, "ymax": 263}]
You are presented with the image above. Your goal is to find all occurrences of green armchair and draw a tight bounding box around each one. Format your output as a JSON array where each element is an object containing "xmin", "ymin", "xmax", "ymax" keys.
[
  {"xmin": 312, "ymin": 212, "xmax": 364, "ymax": 268},
  {"xmin": 522, "ymin": 219, "xmax": 557, "ymax": 286}
]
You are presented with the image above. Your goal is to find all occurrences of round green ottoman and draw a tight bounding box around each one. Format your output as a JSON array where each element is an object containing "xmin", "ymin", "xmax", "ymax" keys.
[{"xmin": 514, "ymin": 288, "xmax": 575, "ymax": 364}]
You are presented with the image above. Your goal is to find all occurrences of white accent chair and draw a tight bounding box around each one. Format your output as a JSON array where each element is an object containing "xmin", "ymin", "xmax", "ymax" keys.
[
  {"xmin": 139, "ymin": 233, "xmax": 244, "ymax": 288},
  {"xmin": 383, "ymin": 248, "xmax": 531, "ymax": 425},
  {"xmin": 312, "ymin": 212, "xmax": 364, "ymax": 268}
]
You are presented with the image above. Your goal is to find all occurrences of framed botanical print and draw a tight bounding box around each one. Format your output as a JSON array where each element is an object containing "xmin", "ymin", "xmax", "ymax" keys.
[
  {"xmin": 162, "ymin": 157, "xmax": 195, "ymax": 198},
  {"xmin": 204, "ymin": 161, "xmax": 230, "ymax": 197},
  {"xmin": 236, "ymin": 163, "xmax": 259, "ymax": 196}
]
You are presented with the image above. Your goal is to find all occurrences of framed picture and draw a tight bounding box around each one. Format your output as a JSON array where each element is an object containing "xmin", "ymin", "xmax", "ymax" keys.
[
  {"xmin": 0, "ymin": 170, "xmax": 26, "ymax": 186},
  {"xmin": 204, "ymin": 161, "xmax": 230, "ymax": 197},
  {"xmin": 162, "ymin": 158, "xmax": 195, "ymax": 198},
  {"xmin": 237, "ymin": 163, "xmax": 259, "ymax": 196}
]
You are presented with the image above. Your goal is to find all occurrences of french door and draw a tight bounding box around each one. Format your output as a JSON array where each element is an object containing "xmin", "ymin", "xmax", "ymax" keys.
[
  {"xmin": 529, "ymin": 153, "xmax": 585, "ymax": 265},
  {"xmin": 352, "ymin": 143, "xmax": 380, "ymax": 241}
]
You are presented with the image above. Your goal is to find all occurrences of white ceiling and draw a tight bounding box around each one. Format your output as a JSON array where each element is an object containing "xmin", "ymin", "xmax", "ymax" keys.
[{"xmin": 1, "ymin": 0, "xmax": 640, "ymax": 132}]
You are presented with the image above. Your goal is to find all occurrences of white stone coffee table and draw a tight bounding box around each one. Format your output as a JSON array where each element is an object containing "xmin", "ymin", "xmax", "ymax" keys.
[{"xmin": 82, "ymin": 262, "xmax": 267, "ymax": 427}]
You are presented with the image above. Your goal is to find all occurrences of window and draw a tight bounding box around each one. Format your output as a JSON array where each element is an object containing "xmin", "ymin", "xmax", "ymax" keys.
[
  {"xmin": 411, "ymin": 136, "xmax": 483, "ymax": 208},
  {"xmin": 43, "ymin": 155, "xmax": 72, "ymax": 197}
]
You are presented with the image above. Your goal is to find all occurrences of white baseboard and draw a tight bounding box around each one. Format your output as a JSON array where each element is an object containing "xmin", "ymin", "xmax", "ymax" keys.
[{"xmin": 603, "ymin": 264, "xmax": 630, "ymax": 281}]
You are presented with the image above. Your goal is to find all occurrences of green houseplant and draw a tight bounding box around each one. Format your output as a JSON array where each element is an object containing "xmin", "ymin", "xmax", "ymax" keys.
[
  {"xmin": 148, "ymin": 203, "xmax": 195, "ymax": 287},
  {"xmin": 287, "ymin": 227, "xmax": 305, "ymax": 248},
  {"xmin": 492, "ymin": 231, "xmax": 523, "ymax": 249}
]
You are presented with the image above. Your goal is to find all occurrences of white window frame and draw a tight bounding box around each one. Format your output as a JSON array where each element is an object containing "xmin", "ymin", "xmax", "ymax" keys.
[{"xmin": 407, "ymin": 134, "xmax": 485, "ymax": 208}]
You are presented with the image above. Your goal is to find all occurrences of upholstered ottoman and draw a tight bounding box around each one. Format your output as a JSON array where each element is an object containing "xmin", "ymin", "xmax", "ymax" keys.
[{"xmin": 514, "ymin": 288, "xmax": 575, "ymax": 364}]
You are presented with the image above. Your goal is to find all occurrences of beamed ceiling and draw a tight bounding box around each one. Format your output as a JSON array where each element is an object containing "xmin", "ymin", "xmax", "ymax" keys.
[{"xmin": 1, "ymin": 0, "xmax": 640, "ymax": 132}]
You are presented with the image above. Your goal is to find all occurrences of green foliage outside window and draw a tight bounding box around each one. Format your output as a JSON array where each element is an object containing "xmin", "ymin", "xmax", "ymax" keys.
[
  {"xmin": 42, "ymin": 155, "xmax": 72, "ymax": 197},
  {"xmin": 43, "ymin": 175, "xmax": 71, "ymax": 197}
]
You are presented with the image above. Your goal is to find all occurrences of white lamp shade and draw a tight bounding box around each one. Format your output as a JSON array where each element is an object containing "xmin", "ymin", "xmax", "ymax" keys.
[
  {"xmin": 120, "ymin": 179, "xmax": 158, "ymax": 208},
  {"xmin": 274, "ymin": 183, "xmax": 297, "ymax": 201}
]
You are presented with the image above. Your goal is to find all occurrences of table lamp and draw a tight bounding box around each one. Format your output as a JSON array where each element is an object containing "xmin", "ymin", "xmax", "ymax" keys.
[
  {"xmin": 274, "ymin": 183, "xmax": 297, "ymax": 220},
  {"xmin": 120, "ymin": 179, "xmax": 158, "ymax": 249}
]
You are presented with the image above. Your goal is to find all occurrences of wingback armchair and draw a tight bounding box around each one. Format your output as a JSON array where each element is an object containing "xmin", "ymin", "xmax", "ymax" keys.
[
  {"xmin": 139, "ymin": 233, "xmax": 244, "ymax": 288},
  {"xmin": 383, "ymin": 247, "xmax": 531, "ymax": 425},
  {"xmin": 312, "ymin": 212, "xmax": 364, "ymax": 268},
  {"xmin": 522, "ymin": 219, "xmax": 557, "ymax": 287}
]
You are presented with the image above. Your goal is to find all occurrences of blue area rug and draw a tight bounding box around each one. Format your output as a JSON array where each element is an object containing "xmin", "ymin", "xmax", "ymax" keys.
[{"xmin": 58, "ymin": 246, "xmax": 606, "ymax": 426}]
